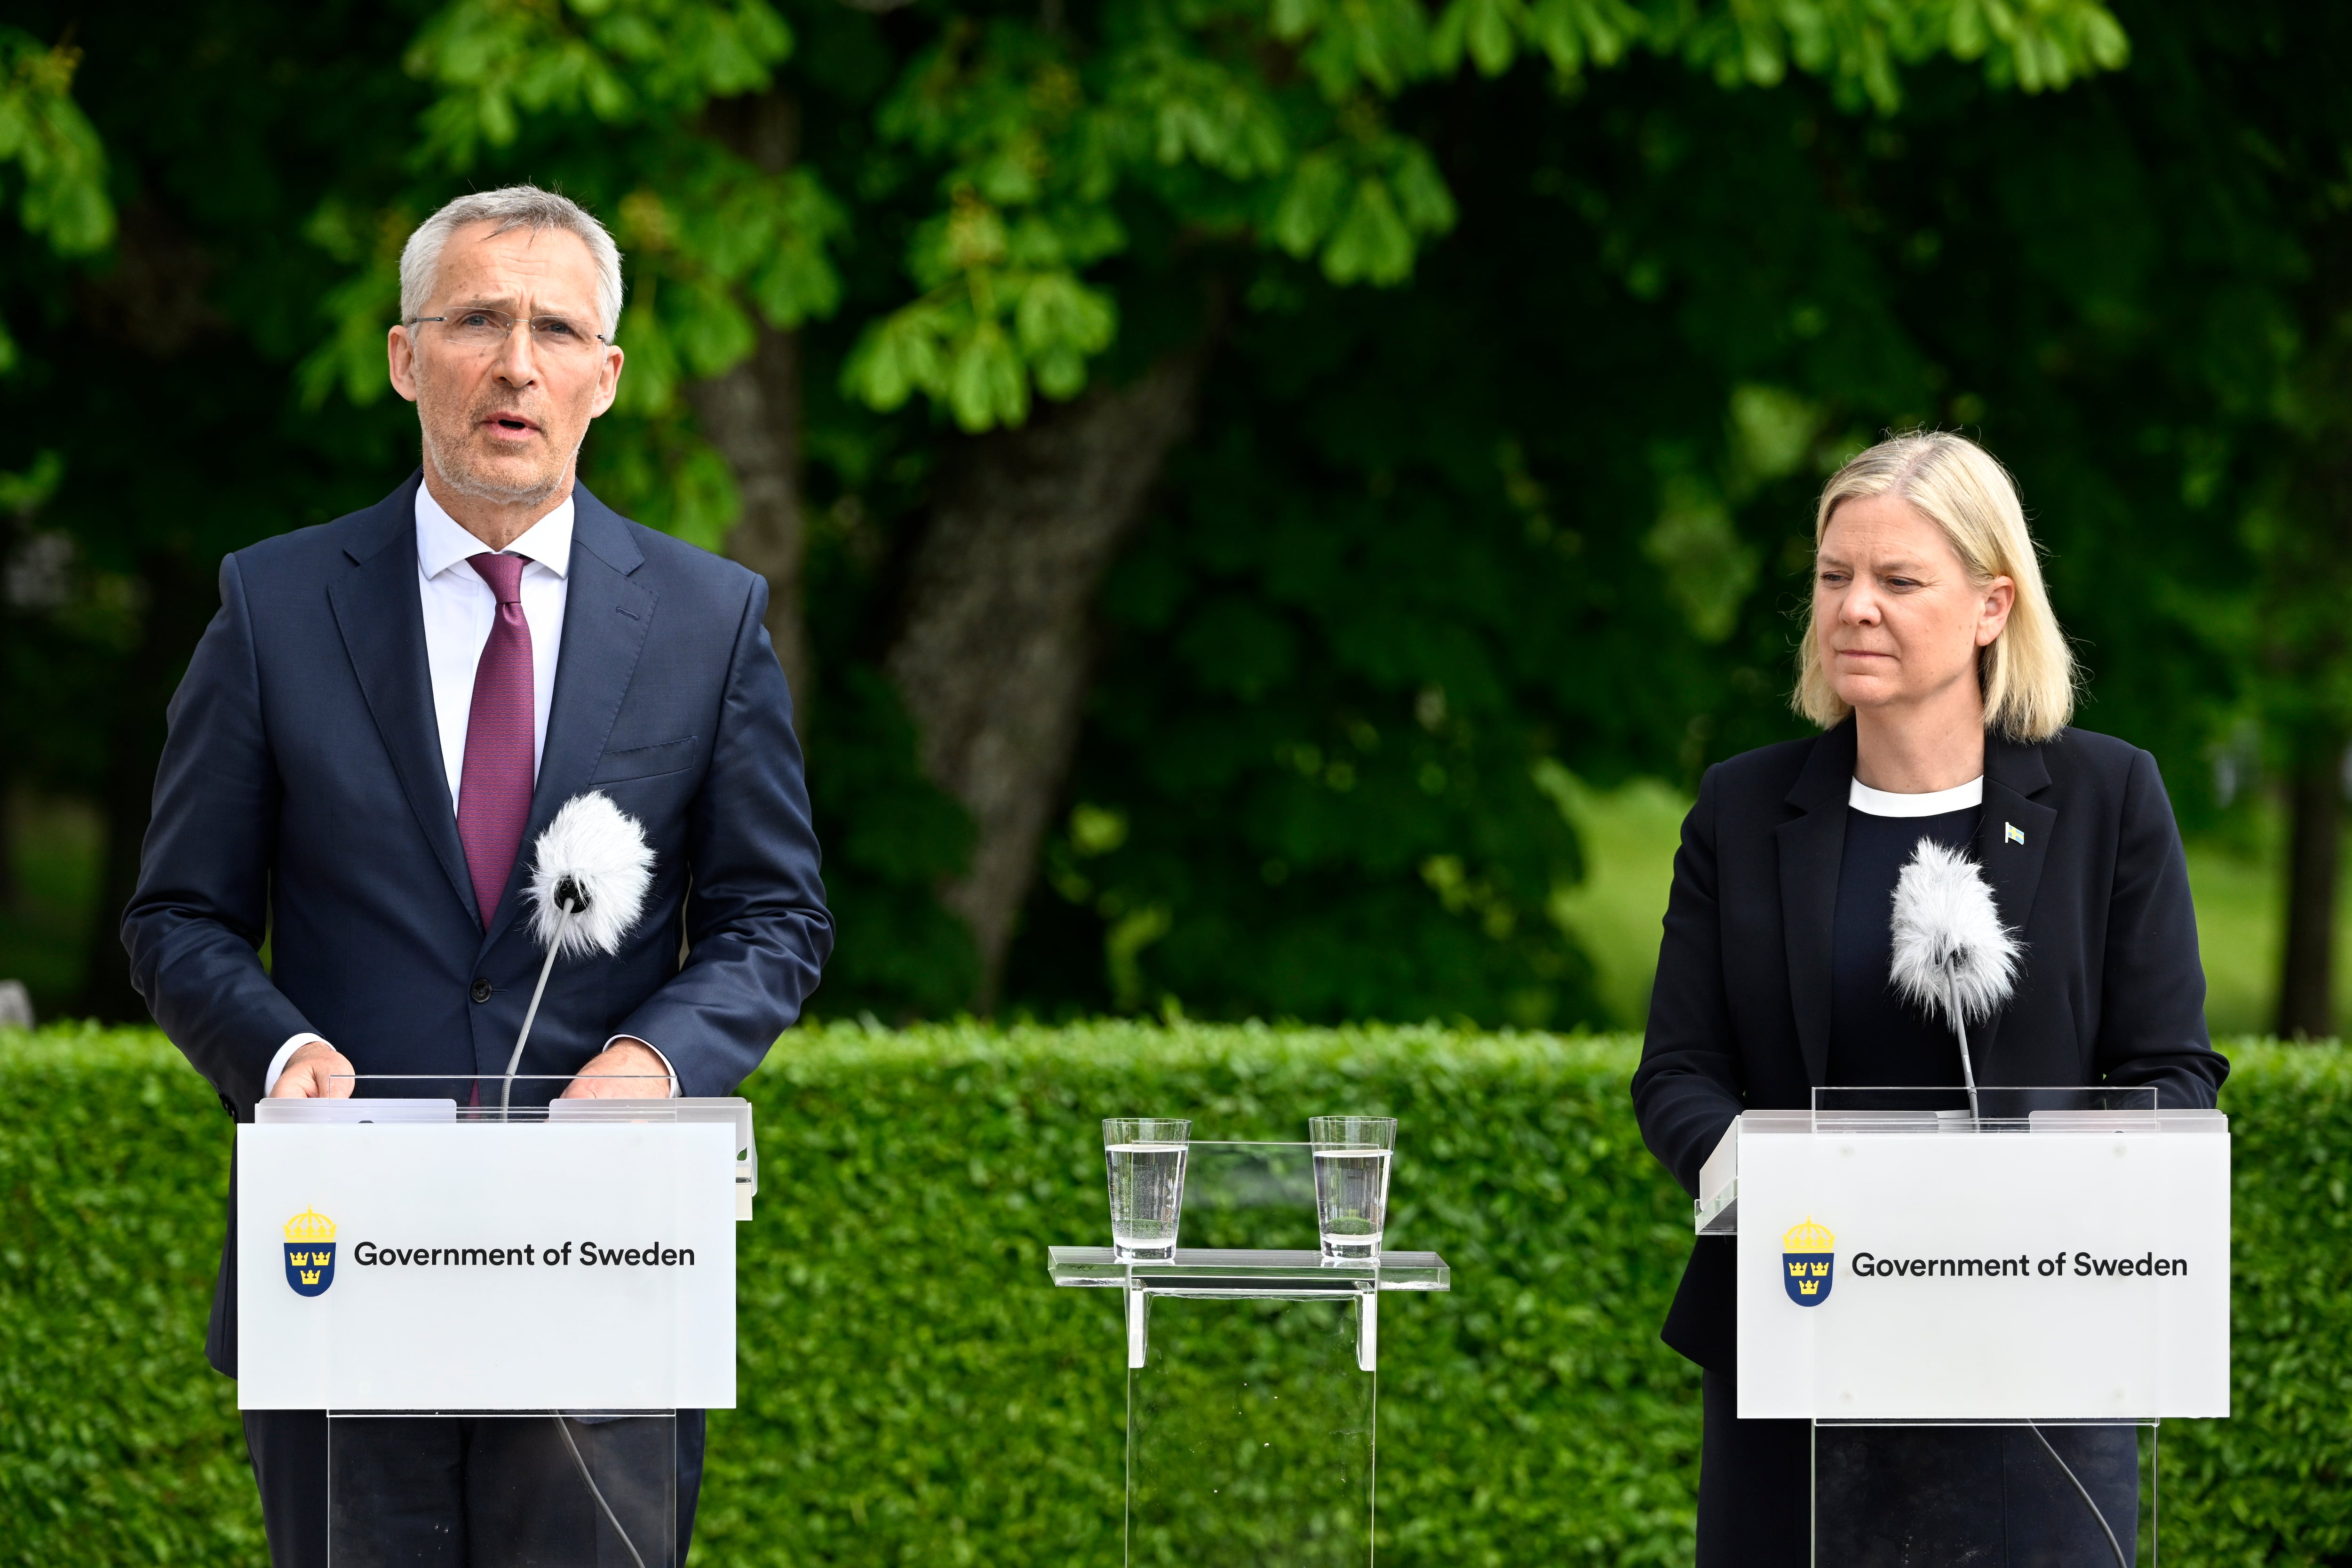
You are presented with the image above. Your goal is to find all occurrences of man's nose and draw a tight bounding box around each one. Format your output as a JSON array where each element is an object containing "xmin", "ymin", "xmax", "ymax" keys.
[{"xmin": 490, "ymin": 320, "xmax": 539, "ymax": 385}]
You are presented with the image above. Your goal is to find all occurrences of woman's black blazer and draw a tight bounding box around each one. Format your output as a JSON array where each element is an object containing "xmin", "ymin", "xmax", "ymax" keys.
[{"xmin": 1631, "ymin": 718, "xmax": 2228, "ymax": 1371}]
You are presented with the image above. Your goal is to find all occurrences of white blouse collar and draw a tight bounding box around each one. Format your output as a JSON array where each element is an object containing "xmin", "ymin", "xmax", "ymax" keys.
[{"xmin": 1849, "ymin": 775, "xmax": 1984, "ymax": 817}]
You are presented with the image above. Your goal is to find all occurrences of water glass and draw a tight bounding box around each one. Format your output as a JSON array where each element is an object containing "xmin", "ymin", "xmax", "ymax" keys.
[
  {"xmin": 1104, "ymin": 1118, "xmax": 1191, "ymax": 1261},
  {"xmin": 1309, "ymin": 1115, "xmax": 1396, "ymax": 1260}
]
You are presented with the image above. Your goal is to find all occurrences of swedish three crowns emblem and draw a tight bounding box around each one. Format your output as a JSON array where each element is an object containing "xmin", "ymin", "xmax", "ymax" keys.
[
  {"xmin": 284, "ymin": 1209, "xmax": 336, "ymax": 1297},
  {"xmin": 1782, "ymin": 1216, "xmax": 1834, "ymax": 1306}
]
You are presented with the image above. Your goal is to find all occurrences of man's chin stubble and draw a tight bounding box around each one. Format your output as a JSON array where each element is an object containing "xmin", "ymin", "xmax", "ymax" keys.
[{"xmin": 421, "ymin": 422, "xmax": 570, "ymax": 509}]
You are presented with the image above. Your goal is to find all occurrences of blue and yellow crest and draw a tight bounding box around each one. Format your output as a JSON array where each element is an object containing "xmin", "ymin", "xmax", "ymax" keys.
[
  {"xmin": 283, "ymin": 1209, "xmax": 336, "ymax": 1297},
  {"xmin": 1782, "ymin": 1216, "xmax": 1834, "ymax": 1306}
]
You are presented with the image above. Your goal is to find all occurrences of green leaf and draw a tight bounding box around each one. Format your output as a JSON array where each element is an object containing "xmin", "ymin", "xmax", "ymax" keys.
[
  {"xmin": 1012, "ymin": 271, "xmax": 1117, "ymax": 361},
  {"xmin": 1271, "ymin": 150, "xmax": 1352, "ymax": 259},
  {"xmin": 611, "ymin": 291, "xmax": 687, "ymax": 415},
  {"xmin": 295, "ymin": 236, "xmax": 405, "ymax": 411},
  {"xmin": 1519, "ymin": 0, "xmax": 1640, "ymax": 76},
  {"xmin": 842, "ymin": 299, "xmax": 959, "ymax": 413},
  {"xmin": 948, "ymin": 321, "xmax": 1029, "ymax": 431},
  {"xmin": 1431, "ymin": 0, "xmax": 1530, "ymax": 78},
  {"xmin": 405, "ymin": 0, "xmax": 794, "ymax": 164},
  {"xmin": 1388, "ymin": 141, "xmax": 1458, "ymax": 235},
  {"xmin": 1643, "ymin": 472, "xmax": 1760, "ymax": 644},
  {"xmin": 1321, "ymin": 176, "xmax": 1415, "ymax": 285},
  {"xmin": 0, "ymin": 448, "xmax": 62, "ymax": 512},
  {"xmin": 0, "ymin": 32, "xmax": 114, "ymax": 258}
]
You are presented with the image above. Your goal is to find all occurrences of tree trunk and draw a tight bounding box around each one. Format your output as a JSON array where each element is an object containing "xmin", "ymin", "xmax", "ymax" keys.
[
  {"xmin": 2277, "ymin": 739, "xmax": 2344, "ymax": 1039},
  {"xmin": 80, "ymin": 550, "xmax": 210, "ymax": 1022},
  {"xmin": 688, "ymin": 89, "xmax": 814, "ymax": 726},
  {"xmin": 885, "ymin": 351, "xmax": 1208, "ymax": 1007},
  {"xmin": 689, "ymin": 323, "xmax": 812, "ymax": 724}
]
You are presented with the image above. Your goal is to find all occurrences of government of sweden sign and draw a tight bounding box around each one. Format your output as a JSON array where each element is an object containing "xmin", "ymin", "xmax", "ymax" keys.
[
  {"xmin": 284, "ymin": 1208, "xmax": 336, "ymax": 1297},
  {"xmin": 1783, "ymin": 1216, "xmax": 1833, "ymax": 1306}
]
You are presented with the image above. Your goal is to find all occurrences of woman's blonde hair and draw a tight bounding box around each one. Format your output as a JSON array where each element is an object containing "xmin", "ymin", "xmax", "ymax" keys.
[{"xmin": 1793, "ymin": 431, "xmax": 2075, "ymax": 742}]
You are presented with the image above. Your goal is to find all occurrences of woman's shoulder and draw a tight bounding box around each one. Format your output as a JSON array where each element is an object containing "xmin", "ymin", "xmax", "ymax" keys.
[
  {"xmin": 1695, "ymin": 725, "xmax": 2164, "ymax": 811},
  {"xmin": 2025, "ymin": 725, "xmax": 2159, "ymax": 788},
  {"xmin": 1702, "ymin": 731, "xmax": 1839, "ymax": 805},
  {"xmin": 2010, "ymin": 728, "xmax": 2179, "ymax": 840}
]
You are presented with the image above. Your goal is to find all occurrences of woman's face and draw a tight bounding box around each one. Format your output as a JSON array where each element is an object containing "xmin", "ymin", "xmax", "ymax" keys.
[{"xmin": 1814, "ymin": 492, "xmax": 2014, "ymax": 719}]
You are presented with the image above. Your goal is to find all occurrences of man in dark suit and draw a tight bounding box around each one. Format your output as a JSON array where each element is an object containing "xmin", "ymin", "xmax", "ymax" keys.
[{"xmin": 122, "ymin": 185, "xmax": 830, "ymax": 1565}]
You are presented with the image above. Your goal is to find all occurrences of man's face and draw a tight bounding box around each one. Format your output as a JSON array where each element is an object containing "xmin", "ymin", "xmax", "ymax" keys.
[{"xmin": 387, "ymin": 223, "xmax": 623, "ymax": 509}]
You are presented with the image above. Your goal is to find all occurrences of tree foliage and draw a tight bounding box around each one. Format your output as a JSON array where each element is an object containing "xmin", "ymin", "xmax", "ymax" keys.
[
  {"xmin": 361, "ymin": 0, "xmax": 2130, "ymax": 443},
  {"xmin": 6, "ymin": 0, "xmax": 2351, "ymax": 1033},
  {"xmin": 0, "ymin": 27, "xmax": 110, "ymax": 368}
]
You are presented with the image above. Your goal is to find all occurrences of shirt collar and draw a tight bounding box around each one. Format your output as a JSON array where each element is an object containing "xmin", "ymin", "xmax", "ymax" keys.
[
  {"xmin": 414, "ymin": 479, "xmax": 575, "ymax": 581},
  {"xmin": 1848, "ymin": 775, "xmax": 1985, "ymax": 817}
]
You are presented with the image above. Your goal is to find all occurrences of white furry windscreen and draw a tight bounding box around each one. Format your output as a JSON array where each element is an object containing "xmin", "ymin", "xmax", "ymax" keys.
[
  {"xmin": 526, "ymin": 791, "xmax": 654, "ymax": 957},
  {"xmin": 1887, "ymin": 839, "xmax": 2020, "ymax": 1031}
]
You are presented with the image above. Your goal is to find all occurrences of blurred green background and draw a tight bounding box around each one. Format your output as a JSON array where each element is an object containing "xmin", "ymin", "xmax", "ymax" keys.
[
  {"xmin": 6, "ymin": 10, "xmax": 2348, "ymax": 1563},
  {"xmin": 0, "ymin": 780, "xmax": 2329, "ymax": 1035},
  {"xmin": 3, "ymin": 0, "xmax": 2350, "ymax": 1042}
]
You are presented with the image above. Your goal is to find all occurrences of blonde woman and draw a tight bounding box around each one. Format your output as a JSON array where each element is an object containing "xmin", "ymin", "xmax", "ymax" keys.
[{"xmin": 1632, "ymin": 431, "xmax": 2226, "ymax": 1565}]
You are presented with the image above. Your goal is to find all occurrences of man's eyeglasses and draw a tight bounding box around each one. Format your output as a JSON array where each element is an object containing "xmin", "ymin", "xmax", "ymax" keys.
[{"xmin": 406, "ymin": 308, "xmax": 612, "ymax": 355}]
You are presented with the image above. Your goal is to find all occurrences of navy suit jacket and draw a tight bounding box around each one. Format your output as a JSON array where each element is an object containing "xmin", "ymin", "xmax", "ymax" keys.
[
  {"xmin": 123, "ymin": 472, "xmax": 832, "ymax": 1374},
  {"xmin": 1630, "ymin": 719, "xmax": 2226, "ymax": 1373}
]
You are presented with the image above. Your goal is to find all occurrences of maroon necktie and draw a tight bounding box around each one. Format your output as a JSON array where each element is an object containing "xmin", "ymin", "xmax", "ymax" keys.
[{"xmin": 456, "ymin": 552, "xmax": 534, "ymax": 927}]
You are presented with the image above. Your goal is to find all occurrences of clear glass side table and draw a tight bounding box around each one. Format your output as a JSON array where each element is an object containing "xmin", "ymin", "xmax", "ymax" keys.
[{"xmin": 1050, "ymin": 1139, "xmax": 1451, "ymax": 1568}]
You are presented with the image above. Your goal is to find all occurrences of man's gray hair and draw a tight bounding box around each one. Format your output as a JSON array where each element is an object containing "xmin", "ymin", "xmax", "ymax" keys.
[{"xmin": 398, "ymin": 185, "xmax": 625, "ymax": 337}]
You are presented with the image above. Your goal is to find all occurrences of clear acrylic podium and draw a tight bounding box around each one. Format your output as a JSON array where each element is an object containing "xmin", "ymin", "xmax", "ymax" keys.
[
  {"xmin": 1050, "ymin": 1140, "xmax": 1450, "ymax": 1567},
  {"xmin": 249, "ymin": 1073, "xmax": 749, "ymax": 1567},
  {"xmin": 1698, "ymin": 1086, "xmax": 2232, "ymax": 1565},
  {"xmin": 323, "ymin": 1410, "xmax": 681, "ymax": 1567}
]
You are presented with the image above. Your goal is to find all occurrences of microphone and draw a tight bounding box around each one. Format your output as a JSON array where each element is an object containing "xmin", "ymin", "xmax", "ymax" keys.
[
  {"xmin": 1886, "ymin": 838, "xmax": 2128, "ymax": 1568},
  {"xmin": 499, "ymin": 791, "xmax": 654, "ymax": 1117},
  {"xmin": 1887, "ymin": 839, "xmax": 2019, "ymax": 1123}
]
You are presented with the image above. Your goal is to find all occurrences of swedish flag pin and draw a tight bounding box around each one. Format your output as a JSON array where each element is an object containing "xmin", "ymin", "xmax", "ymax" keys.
[{"xmin": 2004, "ymin": 821, "xmax": 2025, "ymax": 845}]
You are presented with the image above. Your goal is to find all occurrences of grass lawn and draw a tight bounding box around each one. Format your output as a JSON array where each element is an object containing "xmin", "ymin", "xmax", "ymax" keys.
[{"xmin": 1546, "ymin": 774, "xmax": 1691, "ymax": 1029}]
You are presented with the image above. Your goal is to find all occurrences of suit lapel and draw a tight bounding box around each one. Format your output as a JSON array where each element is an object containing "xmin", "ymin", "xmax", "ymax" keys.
[
  {"xmin": 1777, "ymin": 720, "xmax": 1857, "ymax": 1087},
  {"xmin": 479, "ymin": 486, "xmax": 654, "ymax": 954},
  {"xmin": 326, "ymin": 473, "xmax": 480, "ymax": 924},
  {"xmin": 1968, "ymin": 733, "xmax": 2056, "ymax": 1073}
]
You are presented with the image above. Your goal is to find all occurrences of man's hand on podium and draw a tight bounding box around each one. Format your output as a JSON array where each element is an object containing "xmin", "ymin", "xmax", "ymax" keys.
[
  {"xmin": 270, "ymin": 1039, "xmax": 356, "ymax": 1098},
  {"xmin": 558, "ymin": 1037, "xmax": 670, "ymax": 1099}
]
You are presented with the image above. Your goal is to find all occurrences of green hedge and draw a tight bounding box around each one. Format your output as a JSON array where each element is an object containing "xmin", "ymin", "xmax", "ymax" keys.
[{"xmin": 2, "ymin": 1023, "xmax": 2347, "ymax": 1565}]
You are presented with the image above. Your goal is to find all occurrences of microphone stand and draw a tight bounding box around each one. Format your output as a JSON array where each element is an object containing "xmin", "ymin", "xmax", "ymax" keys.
[
  {"xmin": 1941, "ymin": 970, "xmax": 2123, "ymax": 1564},
  {"xmin": 500, "ymin": 882, "xmax": 585, "ymax": 1121},
  {"xmin": 493, "ymin": 877, "xmax": 656, "ymax": 1567},
  {"xmin": 1930, "ymin": 953, "xmax": 1985, "ymax": 1126},
  {"xmin": 1954, "ymin": 1019, "xmax": 1982, "ymax": 1125}
]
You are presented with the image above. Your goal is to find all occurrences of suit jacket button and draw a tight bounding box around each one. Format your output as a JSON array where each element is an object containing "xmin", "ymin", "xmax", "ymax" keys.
[{"xmin": 471, "ymin": 979, "xmax": 493, "ymax": 1004}]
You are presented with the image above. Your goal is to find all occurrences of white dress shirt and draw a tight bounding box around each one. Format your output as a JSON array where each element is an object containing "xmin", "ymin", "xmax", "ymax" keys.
[
  {"xmin": 263, "ymin": 481, "xmax": 675, "ymax": 1098},
  {"xmin": 416, "ymin": 481, "xmax": 571, "ymax": 804}
]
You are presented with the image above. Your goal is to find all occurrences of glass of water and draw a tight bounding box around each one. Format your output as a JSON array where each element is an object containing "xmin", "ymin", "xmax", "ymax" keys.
[
  {"xmin": 1104, "ymin": 1118, "xmax": 1191, "ymax": 1261},
  {"xmin": 1309, "ymin": 1116, "xmax": 1396, "ymax": 1261}
]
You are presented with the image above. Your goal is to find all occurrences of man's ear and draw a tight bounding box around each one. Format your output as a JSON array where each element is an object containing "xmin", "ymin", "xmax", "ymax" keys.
[
  {"xmin": 387, "ymin": 326, "xmax": 421, "ymax": 405},
  {"xmin": 589, "ymin": 343, "xmax": 625, "ymax": 419}
]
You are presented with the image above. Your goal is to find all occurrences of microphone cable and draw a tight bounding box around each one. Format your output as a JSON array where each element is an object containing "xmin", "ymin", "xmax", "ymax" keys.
[
  {"xmin": 2026, "ymin": 1420, "xmax": 2130, "ymax": 1568},
  {"xmin": 553, "ymin": 1413, "xmax": 650, "ymax": 1568}
]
